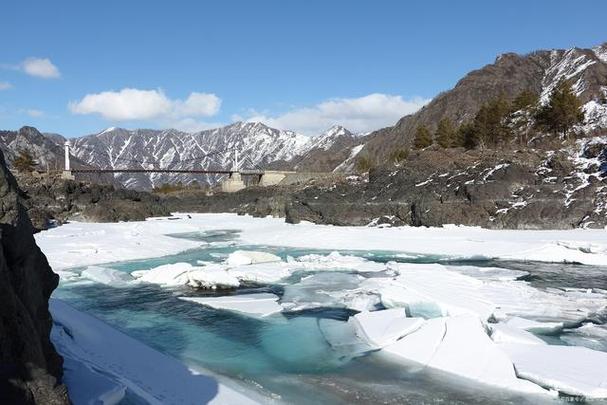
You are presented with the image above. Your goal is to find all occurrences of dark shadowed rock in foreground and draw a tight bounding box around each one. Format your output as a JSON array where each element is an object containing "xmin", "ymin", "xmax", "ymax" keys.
[{"xmin": 0, "ymin": 151, "xmax": 69, "ymax": 403}]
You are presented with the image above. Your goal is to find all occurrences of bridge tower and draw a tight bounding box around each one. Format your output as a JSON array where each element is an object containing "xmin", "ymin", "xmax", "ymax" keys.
[
  {"xmin": 61, "ymin": 141, "xmax": 75, "ymax": 180},
  {"xmin": 221, "ymin": 147, "xmax": 245, "ymax": 192}
]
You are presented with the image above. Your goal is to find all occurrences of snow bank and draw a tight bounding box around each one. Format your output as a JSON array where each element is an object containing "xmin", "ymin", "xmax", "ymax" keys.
[
  {"xmin": 500, "ymin": 343, "xmax": 607, "ymax": 398},
  {"xmin": 293, "ymin": 251, "xmax": 386, "ymax": 272},
  {"xmin": 50, "ymin": 299, "xmax": 260, "ymax": 404},
  {"xmin": 179, "ymin": 293, "xmax": 283, "ymax": 318},
  {"xmin": 383, "ymin": 316, "xmax": 549, "ymax": 395},
  {"xmin": 62, "ymin": 357, "xmax": 126, "ymax": 405},
  {"xmin": 36, "ymin": 214, "xmax": 607, "ymax": 270}
]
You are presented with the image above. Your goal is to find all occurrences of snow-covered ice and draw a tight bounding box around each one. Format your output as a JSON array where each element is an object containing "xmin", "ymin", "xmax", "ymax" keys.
[
  {"xmin": 500, "ymin": 343, "xmax": 607, "ymax": 398},
  {"xmin": 50, "ymin": 299, "xmax": 260, "ymax": 404},
  {"xmin": 35, "ymin": 213, "xmax": 607, "ymax": 270},
  {"xmin": 489, "ymin": 323, "xmax": 546, "ymax": 345},
  {"xmin": 179, "ymin": 293, "xmax": 283, "ymax": 318},
  {"xmin": 132, "ymin": 262, "xmax": 240, "ymax": 289}
]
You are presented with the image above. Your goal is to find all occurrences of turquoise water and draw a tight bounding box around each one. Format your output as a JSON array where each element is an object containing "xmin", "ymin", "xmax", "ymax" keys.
[{"xmin": 53, "ymin": 230, "xmax": 606, "ymax": 404}]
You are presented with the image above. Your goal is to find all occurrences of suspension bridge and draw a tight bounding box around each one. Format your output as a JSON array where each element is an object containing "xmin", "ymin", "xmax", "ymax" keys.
[{"xmin": 60, "ymin": 141, "xmax": 321, "ymax": 192}]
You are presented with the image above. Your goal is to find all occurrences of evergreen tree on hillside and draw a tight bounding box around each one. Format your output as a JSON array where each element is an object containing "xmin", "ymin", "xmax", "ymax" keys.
[
  {"xmin": 413, "ymin": 125, "xmax": 432, "ymax": 149},
  {"xmin": 534, "ymin": 80, "xmax": 584, "ymax": 138},
  {"xmin": 435, "ymin": 118, "xmax": 456, "ymax": 148},
  {"xmin": 389, "ymin": 148, "xmax": 409, "ymax": 165},
  {"xmin": 13, "ymin": 150, "xmax": 37, "ymax": 173},
  {"xmin": 512, "ymin": 89, "xmax": 539, "ymax": 112},
  {"xmin": 473, "ymin": 93, "xmax": 512, "ymax": 147},
  {"xmin": 458, "ymin": 122, "xmax": 479, "ymax": 150}
]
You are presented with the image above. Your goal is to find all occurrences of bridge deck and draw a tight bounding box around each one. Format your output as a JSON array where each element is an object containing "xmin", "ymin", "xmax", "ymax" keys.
[{"xmin": 71, "ymin": 168, "xmax": 264, "ymax": 175}]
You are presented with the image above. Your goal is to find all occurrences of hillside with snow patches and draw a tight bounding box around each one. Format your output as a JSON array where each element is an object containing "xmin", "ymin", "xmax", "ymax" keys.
[
  {"xmin": 70, "ymin": 122, "xmax": 359, "ymax": 190},
  {"xmin": 362, "ymin": 42, "xmax": 607, "ymax": 160}
]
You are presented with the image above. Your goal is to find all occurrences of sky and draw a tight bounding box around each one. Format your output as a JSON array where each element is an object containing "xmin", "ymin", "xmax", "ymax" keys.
[{"xmin": 1, "ymin": 0, "xmax": 606, "ymax": 137}]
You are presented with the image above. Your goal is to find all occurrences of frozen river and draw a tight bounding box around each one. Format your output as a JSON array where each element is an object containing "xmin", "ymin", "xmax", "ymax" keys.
[{"xmin": 37, "ymin": 214, "xmax": 607, "ymax": 404}]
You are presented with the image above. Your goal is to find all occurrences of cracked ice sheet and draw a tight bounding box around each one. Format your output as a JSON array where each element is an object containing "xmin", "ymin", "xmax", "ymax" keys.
[
  {"xmin": 500, "ymin": 343, "xmax": 607, "ymax": 398},
  {"xmin": 36, "ymin": 214, "xmax": 607, "ymax": 270},
  {"xmin": 179, "ymin": 293, "xmax": 283, "ymax": 318},
  {"xmin": 382, "ymin": 316, "xmax": 550, "ymax": 395},
  {"xmin": 358, "ymin": 263, "xmax": 607, "ymax": 323}
]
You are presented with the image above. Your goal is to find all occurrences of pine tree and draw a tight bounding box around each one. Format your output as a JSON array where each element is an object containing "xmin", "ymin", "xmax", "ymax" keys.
[
  {"xmin": 534, "ymin": 80, "xmax": 584, "ymax": 138},
  {"xmin": 471, "ymin": 93, "xmax": 512, "ymax": 147},
  {"xmin": 413, "ymin": 125, "xmax": 432, "ymax": 149},
  {"xmin": 512, "ymin": 89, "xmax": 539, "ymax": 112},
  {"xmin": 458, "ymin": 122, "xmax": 479, "ymax": 150},
  {"xmin": 13, "ymin": 150, "xmax": 37, "ymax": 173},
  {"xmin": 435, "ymin": 118, "xmax": 456, "ymax": 148}
]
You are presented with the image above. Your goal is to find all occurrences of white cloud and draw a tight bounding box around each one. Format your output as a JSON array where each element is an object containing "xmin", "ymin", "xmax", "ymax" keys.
[
  {"xmin": 234, "ymin": 93, "xmax": 430, "ymax": 135},
  {"xmin": 21, "ymin": 57, "xmax": 60, "ymax": 79},
  {"xmin": 0, "ymin": 81, "xmax": 12, "ymax": 90},
  {"xmin": 69, "ymin": 88, "xmax": 222, "ymax": 124}
]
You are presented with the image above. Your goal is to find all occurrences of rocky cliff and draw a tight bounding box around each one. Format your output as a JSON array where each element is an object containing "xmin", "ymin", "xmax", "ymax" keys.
[{"xmin": 0, "ymin": 151, "xmax": 68, "ymax": 403}]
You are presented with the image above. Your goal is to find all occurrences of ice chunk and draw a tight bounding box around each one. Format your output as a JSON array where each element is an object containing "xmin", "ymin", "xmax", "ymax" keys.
[
  {"xmin": 281, "ymin": 273, "xmax": 366, "ymax": 311},
  {"xmin": 81, "ymin": 266, "xmax": 133, "ymax": 287},
  {"xmin": 349, "ymin": 309, "xmax": 424, "ymax": 348},
  {"xmin": 62, "ymin": 357, "xmax": 126, "ymax": 405},
  {"xmin": 186, "ymin": 265, "xmax": 240, "ymax": 289},
  {"xmin": 384, "ymin": 316, "xmax": 548, "ymax": 394},
  {"xmin": 179, "ymin": 293, "xmax": 282, "ymax": 317},
  {"xmin": 132, "ymin": 262, "xmax": 193, "ymax": 286},
  {"xmin": 500, "ymin": 343, "xmax": 607, "ymax": 398},
  {"xmin": 504, "ymin": 317, "xmax": 564, "ymax": 334},
  {"xmin": 489, "ymin": 323, "xmax": 546, "ymax": 345},
  {"xmin": 132, "ymin": 263, "xmax": 239, "ymax": 289},
  {"xmin": 227, "ymin": 262, "xmax": 293, "ymax": 284},
  {"xmin": 295, "ymin": 251, "xmax": 386, "ymax": 272},
  {"xmin": 225, "ymin": 250, "xmax": 282, "ymax": 266}
]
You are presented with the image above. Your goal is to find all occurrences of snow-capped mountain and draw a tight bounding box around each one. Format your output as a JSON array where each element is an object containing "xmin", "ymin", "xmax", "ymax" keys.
[{"xmin": 69, "ymin": 122, "xmax": 350, "ymax": 189}]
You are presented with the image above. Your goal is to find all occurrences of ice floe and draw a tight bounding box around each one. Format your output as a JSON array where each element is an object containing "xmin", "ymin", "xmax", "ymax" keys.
[
  {"xmin": 383, "ymin": 316, "xmax": 549, "ymax": 395},
  {"xmin": 132, "ymin": 262, "xmax": 240, "ymax": 289},
  {"xmin": 179, "ymin": 293, "xmax": 283, "ymax": 318},
  {"xmin": 225, "ymin": 250, "xmax": 282, "ymax": 266},
  {"xmin": 500, "ymin": 343, "xmax": 607, "ymax": 398},
  {"xmin": 348, "ymin": 309, "xmax": 424, "ymax": 348},
  {"xmin": 81, "ymin": 266, "xmax": 133, "ymax": 287},
  {"xmin": 489, "ymin": 323, "xmax": 546, "ymax": 345}
]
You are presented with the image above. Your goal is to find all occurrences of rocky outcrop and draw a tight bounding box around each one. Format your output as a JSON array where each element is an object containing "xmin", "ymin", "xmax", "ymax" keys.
[
  {"xmin": 16, "ymin": 174, "xmax": 171, "ymax": 231},
  {"xmin": 0, "ymin": 151, "xmax": 69, "ymax": 403},
  {"xmin": 165, "ymin": 137, "xmax": 607, "ymax": 229}
]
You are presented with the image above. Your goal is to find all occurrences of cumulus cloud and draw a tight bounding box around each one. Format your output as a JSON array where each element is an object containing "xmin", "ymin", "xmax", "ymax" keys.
[
  {"xmin": 69, "ymin": 88, "xmax": 222, "ymax": 124},
  {"xmin": 0, "ymin": 81, "xmax": 12, "ymax": 90},
  {"xmin": 234, "ymin": 93, "xmax": 430, "ymax": 135},
  {"xmin": 21, "ymin": 57, "xmax": 60, "ymax": 79}
]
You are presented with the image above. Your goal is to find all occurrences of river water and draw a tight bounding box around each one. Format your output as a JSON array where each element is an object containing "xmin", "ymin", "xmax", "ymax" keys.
[{"xmin": 52, "ymin": 229, "xmax": 607, "ymax": 404}]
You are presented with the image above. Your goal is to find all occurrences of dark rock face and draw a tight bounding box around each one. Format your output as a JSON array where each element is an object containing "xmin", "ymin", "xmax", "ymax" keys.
[
  {"xmin": 0, "ymin": 151, "xmax": 69, "ymax": 404},
  {"xmin": 16, "ymin": 174, "xmax": 171, "ymax": 231},
  {"xmin": 168, "ymin": 139, "xmax": 607, "ymax": 230}
]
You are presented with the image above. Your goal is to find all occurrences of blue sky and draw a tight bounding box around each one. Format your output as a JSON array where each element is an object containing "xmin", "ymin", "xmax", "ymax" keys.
[{"xmin": 1, "ymin": 0, "xmax": 606, "ymax": 137}]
